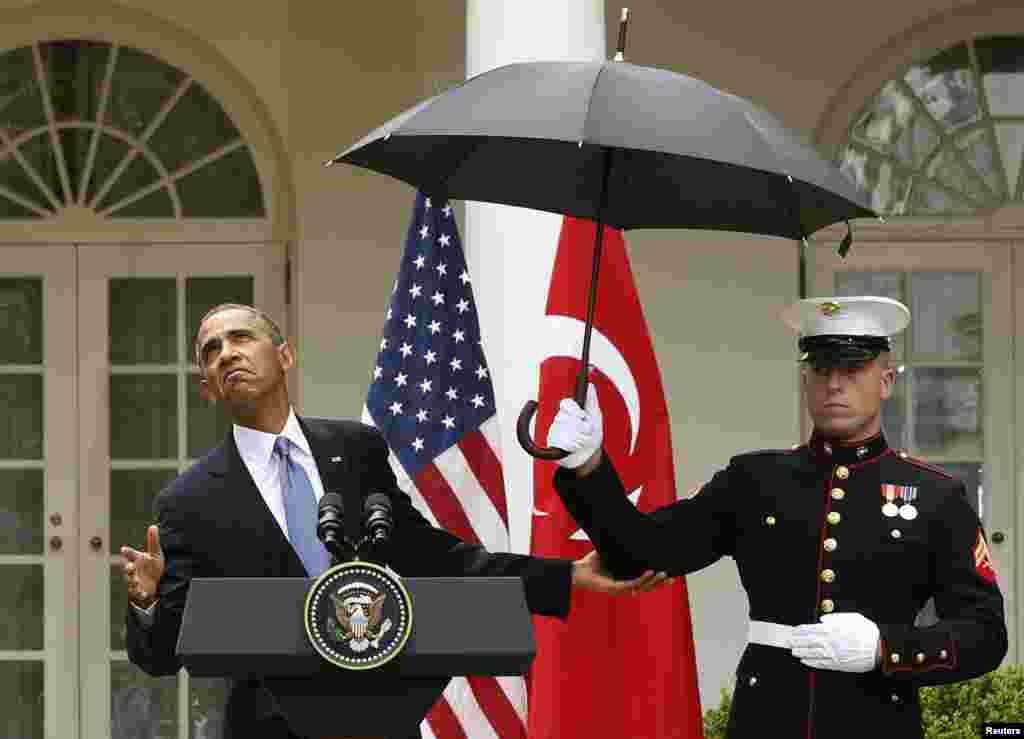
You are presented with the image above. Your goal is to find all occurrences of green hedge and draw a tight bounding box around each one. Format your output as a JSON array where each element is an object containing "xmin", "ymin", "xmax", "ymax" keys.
[{"xmin": 702, "ymin": 665, "xmax": 1024, "ymax": 739}]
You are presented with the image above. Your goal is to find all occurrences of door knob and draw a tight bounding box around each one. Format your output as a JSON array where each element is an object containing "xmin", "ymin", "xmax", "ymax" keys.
[
  {"xmin": 49, "ymin": 536, "xmax": 62, "ymax": 551},
  {"xmin": 992, "ymin": 531, "xmax": 1006, "ymax": 544},
  {"xmin": 90, "ymin": 536, "xmax": 103, "ymax": 551}
]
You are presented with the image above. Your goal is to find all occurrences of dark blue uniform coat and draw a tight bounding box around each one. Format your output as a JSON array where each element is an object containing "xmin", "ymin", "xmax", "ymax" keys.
[{"xmin": 554, "ymin": 433, "xmax": 1007, "ymax": 739}]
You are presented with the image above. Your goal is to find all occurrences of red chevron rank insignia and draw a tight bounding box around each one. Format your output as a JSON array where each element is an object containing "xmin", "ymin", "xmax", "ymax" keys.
[{"xmin": 974, "ymin": 529, "xmax": 998, "ymax": 584}]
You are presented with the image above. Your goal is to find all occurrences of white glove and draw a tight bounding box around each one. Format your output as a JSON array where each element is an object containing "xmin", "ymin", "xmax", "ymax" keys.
[
  {"xmin": 789, "ymin": 612, "xmax": 880, "ymax": 673},
  {"xmin": 545, "ymin": 384, "xmax": 603, "ymax": 469}
]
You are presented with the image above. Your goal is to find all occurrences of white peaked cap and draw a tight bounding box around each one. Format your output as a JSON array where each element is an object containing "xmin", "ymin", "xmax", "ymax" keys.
[{"xmin": 781, "ymin": 296, "xmax": 910, "ymax": 339}]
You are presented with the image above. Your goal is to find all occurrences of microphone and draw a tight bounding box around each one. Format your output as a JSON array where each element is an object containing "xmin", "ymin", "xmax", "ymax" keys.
[
  {"xmin": 317, "ymin": 492, "xmax": 355, "ymax": 564},
  {"xmin": 361, "ymin": 493, "xmax": 394, "ymax": 563}
]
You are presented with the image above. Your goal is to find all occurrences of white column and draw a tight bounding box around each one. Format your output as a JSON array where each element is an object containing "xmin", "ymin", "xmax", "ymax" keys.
[{"xmin": 465, "ymin": 1, "xmax": 606, "ymax": 554}]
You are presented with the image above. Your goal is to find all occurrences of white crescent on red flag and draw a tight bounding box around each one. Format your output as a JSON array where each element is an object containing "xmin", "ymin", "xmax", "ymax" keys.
[{"xmin": 527, "ymin": 217, "xmax": 703, "ymax": 739}]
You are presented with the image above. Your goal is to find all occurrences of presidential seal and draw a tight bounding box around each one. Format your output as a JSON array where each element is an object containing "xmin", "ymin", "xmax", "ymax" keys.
[{"xmin": 304, "ymin": 561, "xmax": 413, "ymax": 670}]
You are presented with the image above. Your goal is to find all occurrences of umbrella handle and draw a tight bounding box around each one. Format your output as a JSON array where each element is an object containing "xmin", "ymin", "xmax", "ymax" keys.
[
  {"xmin": 516, "ymin": 370, "xmax": 591, "ymax": 460},
  {"xmin": 517, "ymin": 401, "xmax": 571, "ymax": 460}
]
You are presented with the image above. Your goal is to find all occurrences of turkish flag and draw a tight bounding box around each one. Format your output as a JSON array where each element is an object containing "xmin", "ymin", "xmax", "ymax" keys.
[{"xmin": 527, "ymin": 217, "xmax": 704, "ymax": 739}]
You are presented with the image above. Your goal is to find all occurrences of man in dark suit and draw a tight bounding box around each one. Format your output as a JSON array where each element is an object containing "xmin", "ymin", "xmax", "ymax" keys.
[{"xmin": 119, "ymin": 303, "xmax": 660, "ymax": 739}]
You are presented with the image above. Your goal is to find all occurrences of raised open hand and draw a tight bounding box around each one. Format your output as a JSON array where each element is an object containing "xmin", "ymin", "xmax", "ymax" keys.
[{"xmin": 120, "ymin": 525, "xmax": 165, "ymax": 609}]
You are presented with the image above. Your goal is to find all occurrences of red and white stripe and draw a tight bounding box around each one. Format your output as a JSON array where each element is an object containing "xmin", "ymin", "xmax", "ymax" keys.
[{"xmin": 361, "ymin": 410, "xmax": 528, "ymax": 739}]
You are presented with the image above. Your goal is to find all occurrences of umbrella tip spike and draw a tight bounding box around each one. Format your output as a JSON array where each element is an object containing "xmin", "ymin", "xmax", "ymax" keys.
[
  {"xmin": 323, "ymin": 158, "xmax": 336, "ymax": 168},
  {"xmin": 614, "ymin": 7, "xmax": 630, "ymax": 62}
]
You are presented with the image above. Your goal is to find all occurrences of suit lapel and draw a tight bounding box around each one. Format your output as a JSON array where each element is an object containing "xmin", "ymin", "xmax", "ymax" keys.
[
  {"xmin": 208, "ymin": 432, "xmax": 306, "ymax": 577},
  {"xmin": 299, "ymin": 417, "xmax": 363, "ymax": 545}
]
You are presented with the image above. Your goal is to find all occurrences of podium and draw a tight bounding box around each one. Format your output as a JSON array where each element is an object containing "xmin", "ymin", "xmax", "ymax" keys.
[{"xmin": 177, "ymin": 576, "xmax": 536, "ymax": 738}]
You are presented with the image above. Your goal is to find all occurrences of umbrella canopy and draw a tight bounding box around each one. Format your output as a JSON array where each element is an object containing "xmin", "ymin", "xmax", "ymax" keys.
[{"xmin": 330, "ymin": 60, "xmax": 874, "ymax": 239}]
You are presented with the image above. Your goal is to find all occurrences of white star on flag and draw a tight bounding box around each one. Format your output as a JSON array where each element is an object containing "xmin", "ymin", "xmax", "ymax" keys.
[
  {"xmin": 412, "ymin": 437, "xmax": 424, "ymax": 451},
  {"xmin": 456, "ymin": 299, "xmax": 470, "ymax": 313},
  {"xmin": 470, "ymin": 394, "xmax": 485, "ymax": 409},
  {"xmin": 428, "ymin": 319, "xmax": 442, "ymax": 334},
  {"xmin": 459, "ymin": 270, "xmax": 470, "ymax": 285},
  {"xmin": 439, "ymin": 233, "xmax": 451, "ymax": 247},
  {"xmin": 436, "ymin": 262, "xmax": 447, "ymax": 276},
  {"xmin": 450, "ymin": 358, "xmax": 462, "ymax": 371},
  {"xmin": 424, "ymin": 350, "xmax": 437, "ymax": 365},
  {"xmin": 414, "ymin": 255, "xmax": 426, "ymax": 269},
  {"xmin": 431, "ymin": 291, "xmax": 444, "ymax": 306},
  {"xmin": 415, "ymin": 409, "xmax": 429, "ymax": 423},
  {"xmin": 388, "ymin": 401, "xmax": 402, "ymax": 416},
  {"xmin": 419, "ymin": 225, "xmax": 429, "ymax": 239},
  {"xmin": 441, "ymin": 415, "xmax": 455, "ymax": 429},
  {"xmin": 453, "ymin": 329, "xmax": 465, "ymax": 343},
  {"xmin": 445, "ymin": 387, "xmax": 458, "ymax": 400},
  {"xmin": 404, "ymin": 314, "xmax": 417, "ymax": 328},
  {"xmin": 394, "ymin": 373, "xmax": 408, "ymax": 387},
  {"xmin": 399, "ymin": 343, "xmax": 413, "ymax": 358},
  {"xmin": 373, "ymin": 366, "xmax": 382, "ymax": 380},
  {"xmin": 409, "ymin": 283, "xmax": 422, "ymax": 298},
  {"xmin": 442, "ymin": 205, "xmax": 451, "ymax": 217},
  {"xmin": 419, "ymin": 379, "xmax": 432, "ymax": 394},
  {"xmin": 475, "ymin": 365, "xmax": 488, "ymax": 380}
]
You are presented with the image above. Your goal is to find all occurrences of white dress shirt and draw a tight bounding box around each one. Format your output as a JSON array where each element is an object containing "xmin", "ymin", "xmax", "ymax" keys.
[
  {"xmin": 233, "ymin": 408, "xmax": 326, "ymax": 541},
  {"xmin": 134, "ymin": 408, "xmax": 325, "ymax": 623}
]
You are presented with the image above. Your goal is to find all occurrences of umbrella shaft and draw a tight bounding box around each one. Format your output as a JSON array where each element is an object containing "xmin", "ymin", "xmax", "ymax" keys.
[{"xmin": 575, "ymin": 149, "xmax": 614, "ymax": 406}]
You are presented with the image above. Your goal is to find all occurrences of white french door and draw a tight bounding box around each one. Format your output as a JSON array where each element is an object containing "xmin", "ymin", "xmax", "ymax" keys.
[
  {"xmin": 0, "ymin": 245, "xmax": 78, "ymax": 739},
  {"xmin": 77, "ymin": 243, "xmax": 285, "ymax": 739},
  {"xmin": 0, "ymin": 242, "xmax": 285, "ymax": 739}
]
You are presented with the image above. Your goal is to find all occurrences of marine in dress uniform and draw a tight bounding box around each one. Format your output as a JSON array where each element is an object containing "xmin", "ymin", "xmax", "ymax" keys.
[{"xmin": 546, "ymin": 296, "xmax": 1007, "ymax": 739}]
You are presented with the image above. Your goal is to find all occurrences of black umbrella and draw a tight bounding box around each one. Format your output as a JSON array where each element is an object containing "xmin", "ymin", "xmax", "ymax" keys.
[{"xmin": 327, "ymin": 47, "xmax": 875, "ymax": 459}]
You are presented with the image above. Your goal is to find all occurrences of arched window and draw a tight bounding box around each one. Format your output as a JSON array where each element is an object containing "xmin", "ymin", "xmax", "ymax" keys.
[
  {"xmin": 838, "ymin": 36, "xmax": 1024, "ymax": 216},
  {"xmin": 0, "ymin": 40, "xmax": 265, "ymax": 219}
]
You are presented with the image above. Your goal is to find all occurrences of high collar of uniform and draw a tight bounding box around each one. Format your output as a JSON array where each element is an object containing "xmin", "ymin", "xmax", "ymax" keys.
[{"xmin": 808, "ymin": 429, "xmax": 889, "ymax": 466}]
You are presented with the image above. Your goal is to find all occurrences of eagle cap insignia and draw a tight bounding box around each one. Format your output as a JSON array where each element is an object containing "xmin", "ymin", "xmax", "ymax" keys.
[
  {"xmin": 820, "ymin": 301, "xmax": 842, "ymax": 317},
  {"xmin": 304, "ymin": 561, "xmax": 413, "ymax": 670}
]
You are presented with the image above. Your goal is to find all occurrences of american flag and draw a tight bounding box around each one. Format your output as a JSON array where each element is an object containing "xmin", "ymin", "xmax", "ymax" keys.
[{"xmin": 363, "ymin": 192, "xmax": 526, "ymax": 739}]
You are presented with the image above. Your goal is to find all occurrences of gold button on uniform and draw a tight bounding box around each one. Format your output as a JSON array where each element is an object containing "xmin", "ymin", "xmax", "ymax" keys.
[
  {"xmin": 939, "ymin": 649, "xmax": 948, "ymax": 660},
  {"xmin": 835, "ymin": 466, "xmax": 850, "ymax": 480},
  {"xmin": 823, "ymin": 538, "xmax": 838, "ymax": 552},
  {"xmin": 830, "ymin": 488, "xmax": 845, "ymax": 500},
  {"xmin": 915, "ymin": 653, "xmax": 926, "ymax": 664},
  {"xmin": 827, "ymin": 511, "xmax": 841, "ymax": 525},
  {"xmin": 765, "ymin": 515, "xmax": 776, "ymax": 526},
  {"xmin": 891, "ymin": 529, "xmax": 902, "ymax": 539},
  {"xmin": 820, "ymin": 569, "xmax": 835, "ymax": 583},
  {"xmin": 820, "ymin": 599, "xmax": 835, "ymax": 613},
  {"xmin": 890, "ymin": 653, "xmax": 901, "ymax": 664}
]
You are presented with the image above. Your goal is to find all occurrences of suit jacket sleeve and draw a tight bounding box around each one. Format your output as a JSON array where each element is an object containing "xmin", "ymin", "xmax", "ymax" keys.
[
  {"xmin": 358, "ymin": 426, "xmax": 574, "ymax": 619},
  {"xmin": 124, "ymin": 486, "xmax": 203, "ymax": 677},
  {"xmin": 877, "ymin": 482, "xmax": 1007, "ymax": 684},
  {"xmin": 553, "ymin": 452, "xmax": 738, "ymax": 578}
]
